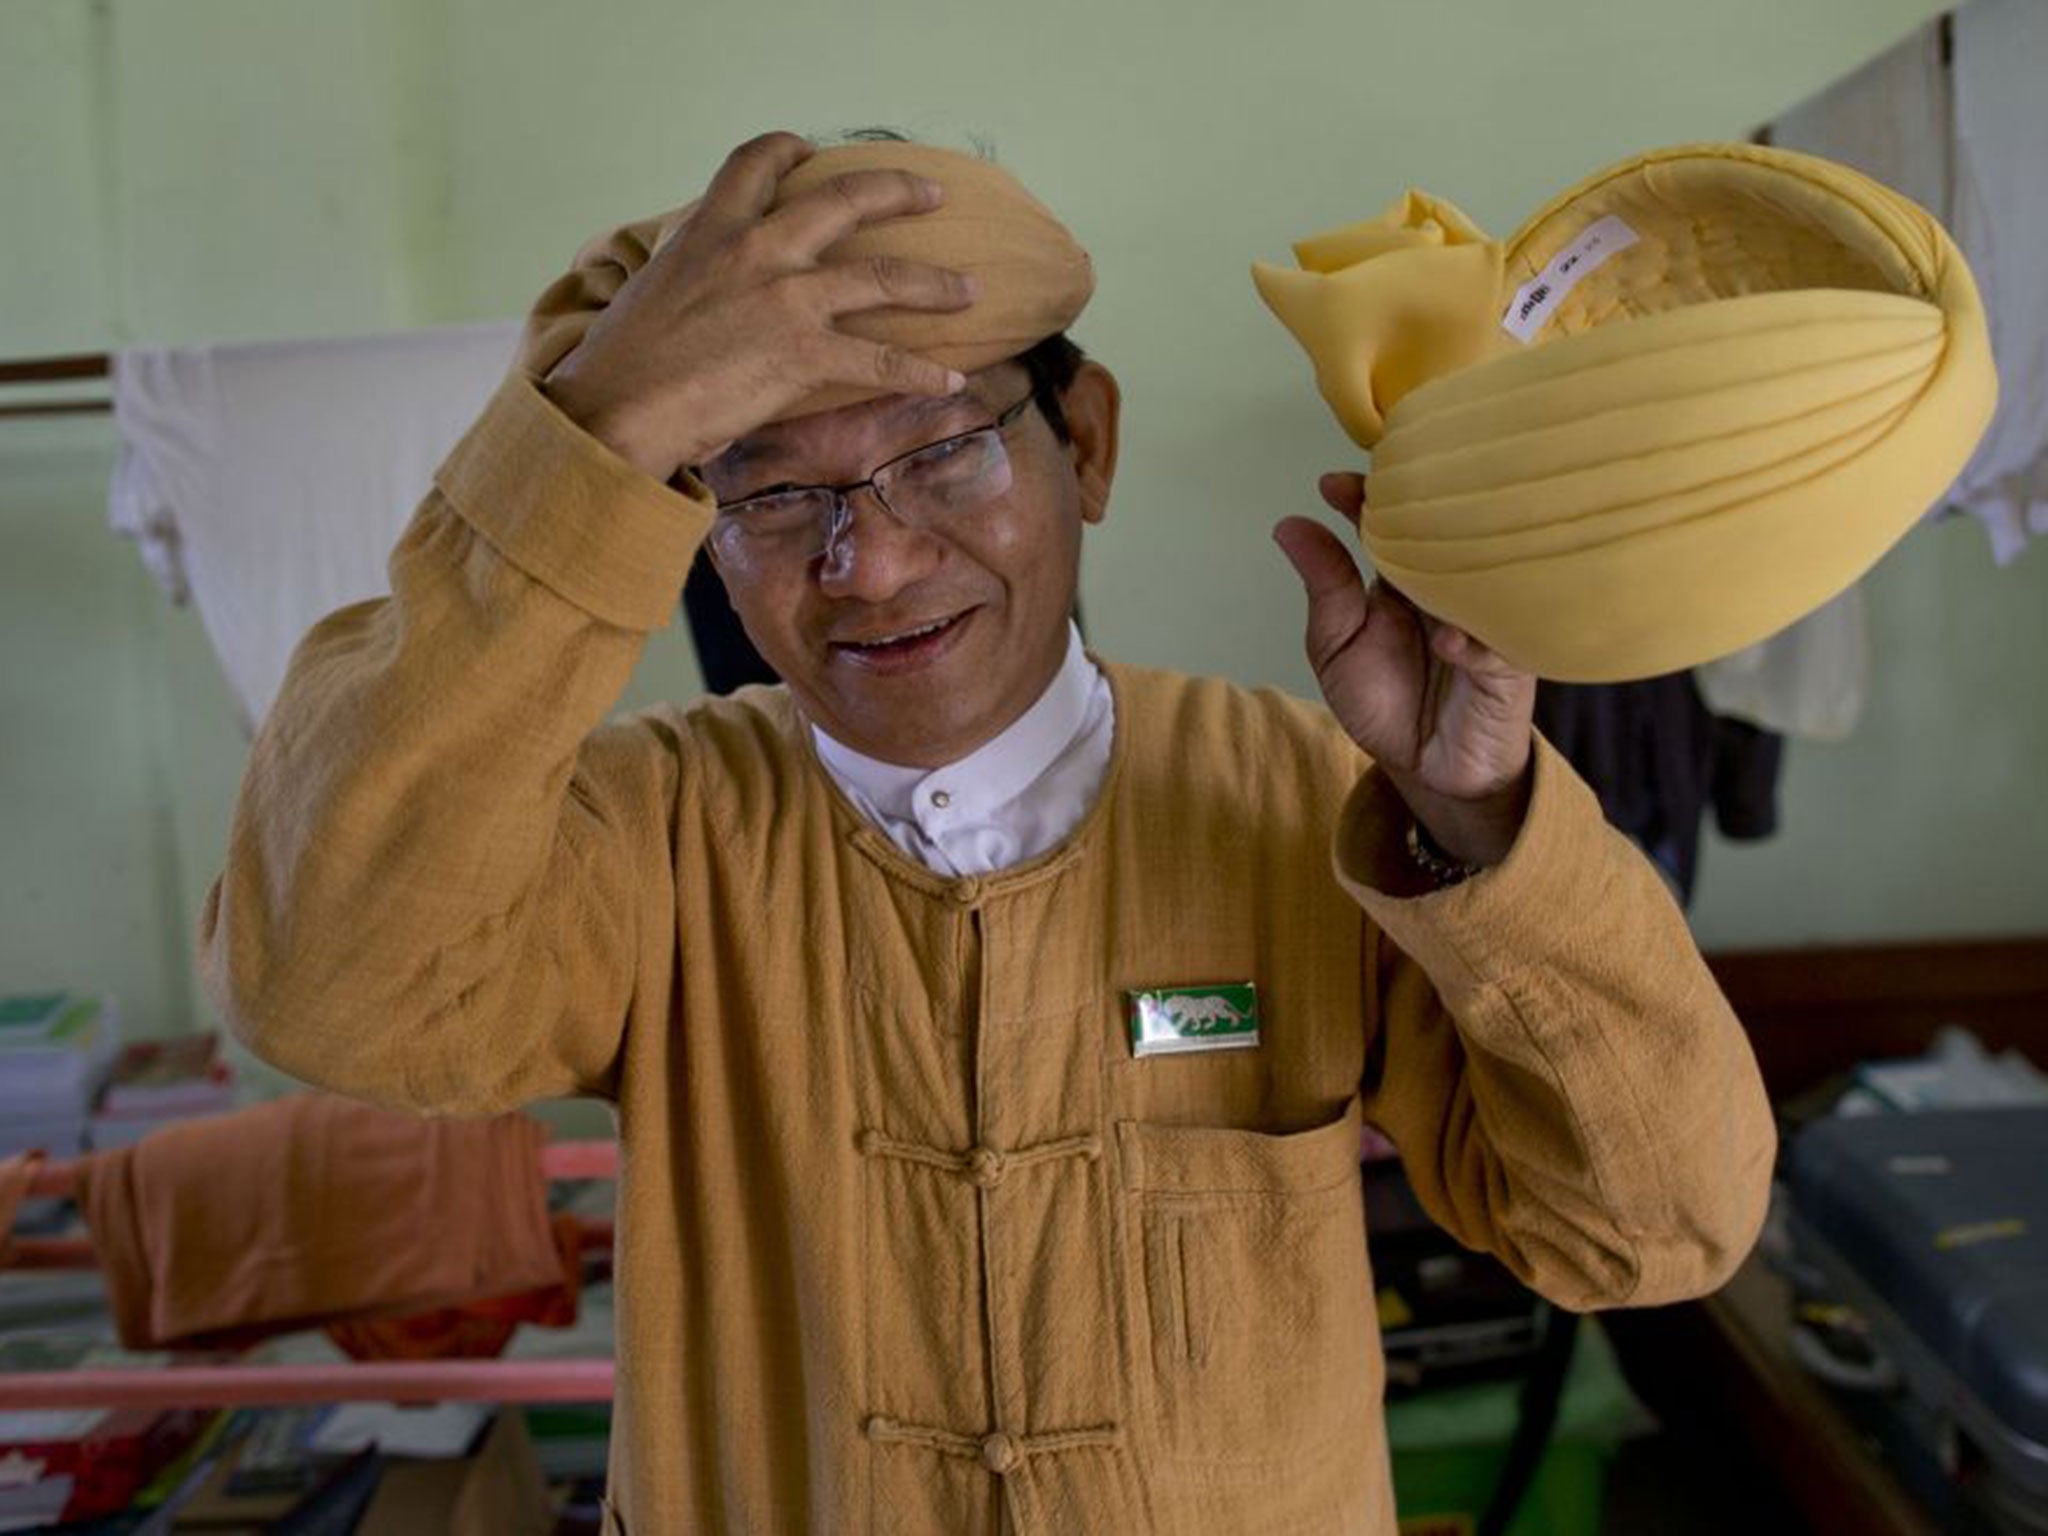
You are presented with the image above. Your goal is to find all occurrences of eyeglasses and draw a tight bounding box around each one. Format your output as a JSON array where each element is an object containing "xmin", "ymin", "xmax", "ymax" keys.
[{"xmin": 706, "ymin": 392, "xmax": 1039, "ymax": 572}]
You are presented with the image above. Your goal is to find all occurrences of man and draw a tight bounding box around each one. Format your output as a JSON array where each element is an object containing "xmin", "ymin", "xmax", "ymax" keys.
[{"xmin": 204, "ymin": 132, "xmax": 1774, "ymax": 1534}]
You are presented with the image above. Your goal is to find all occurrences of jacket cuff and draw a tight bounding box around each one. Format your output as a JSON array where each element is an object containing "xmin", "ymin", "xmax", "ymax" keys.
[
  {"xmin": 433, "ymin": 374, "xmax": 715, "ymax": 633},
  {"xmin": 1334, "ymin": 734, "xmax": 1635, "ymax": 1003}
]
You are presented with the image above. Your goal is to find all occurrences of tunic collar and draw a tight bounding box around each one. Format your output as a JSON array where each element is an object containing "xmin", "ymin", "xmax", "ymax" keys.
[{"xmin": 810, "ymin": 622, "xmax": 1104, "ymax": 867}]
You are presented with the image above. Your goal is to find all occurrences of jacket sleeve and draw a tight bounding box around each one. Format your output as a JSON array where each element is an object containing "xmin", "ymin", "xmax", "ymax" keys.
[
  {"xmin": 1339, "ymin": 736, "xmax": 1776, "ymax": 1310},
  {"xmin": 199, "ymin": 373, "xmax": 713, "ymax": 1116}
]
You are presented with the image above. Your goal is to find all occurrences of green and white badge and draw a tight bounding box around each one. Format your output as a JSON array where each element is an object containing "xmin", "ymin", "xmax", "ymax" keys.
[{"xmin": 1127, "ymin": 983, "xmax": 1260, "ymax": 1057}]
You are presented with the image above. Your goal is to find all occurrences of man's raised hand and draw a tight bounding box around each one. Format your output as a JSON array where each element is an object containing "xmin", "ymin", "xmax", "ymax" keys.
[
  {"xmin": 544, "ymin": 131, "xmax": 978, "ymax": 482},
  {"xmin": 1273, "ymin": 472, "xmax": 1536, "ymax": 868}
]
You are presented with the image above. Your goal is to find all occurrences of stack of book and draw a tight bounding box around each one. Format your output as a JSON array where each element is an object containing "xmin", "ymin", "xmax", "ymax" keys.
[
  {"xmin": 0, "ymin": 993, "xmax": 120, "ymax": 1160},
  {"xmin": 89, "ymin": 1033, "xmax": 237, "ymax": 1151},
  {"xmin": 0, "ymin": 1400, "xmax": 212, "ymax": 1529}
]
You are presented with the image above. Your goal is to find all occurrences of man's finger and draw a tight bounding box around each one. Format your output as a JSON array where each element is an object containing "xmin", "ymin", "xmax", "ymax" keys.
[
  {"xmin": 811, "ymin": 257, "xmax": 978, "ymax": 318},
  {"xmin": 1273, "ymin": 516, "xmax": 1370, "ymax": 671},
  {"xmin": 827, "ymin": 337, "xmax": 967, "ymax": 399},
  {"xmin": 1317, "ymin": 471, "xmax": 1368, "ymax": 528},
  {"xmin": 699, "ymin": 132, "xmax": 815, "ymax": 227},
  {"xmin": 1274, "ymin": 516, "xmax": 1364, "ymax": 602},
  {"xmin": 761, "ymin": 170, "xmax": 946, "ymax": 263}
]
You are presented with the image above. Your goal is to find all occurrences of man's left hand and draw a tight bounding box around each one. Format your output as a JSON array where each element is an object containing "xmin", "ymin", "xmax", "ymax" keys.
[{"xmin": 1274, "ymin": 472, "xmax": 1536, "ymax": 869}]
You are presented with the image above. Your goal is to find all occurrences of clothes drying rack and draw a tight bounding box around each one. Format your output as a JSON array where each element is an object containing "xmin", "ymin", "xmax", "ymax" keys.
[
  {"xmin": 0, "ymin": 352, "xmax": 111, "ymax": 419},
  {"xmin": 0, "ymin": 1139, "xmax": 620, "ymax": 1411},
  {"xmin": 3, "ymin": 350, "xmax": 624, "ymax": 1411}
]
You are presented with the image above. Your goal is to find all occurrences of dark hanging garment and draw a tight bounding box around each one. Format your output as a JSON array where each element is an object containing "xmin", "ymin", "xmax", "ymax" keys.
[
  {"xmin": 1533, "ymin": 672, "xmax": 1783, "ymax": 906},
  {"xmin": 681, "ymin": 553, "xmax": 779, "ymax": 696}
]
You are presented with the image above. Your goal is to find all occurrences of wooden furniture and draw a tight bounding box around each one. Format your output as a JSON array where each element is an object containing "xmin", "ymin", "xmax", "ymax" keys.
[
  {"xmin": 1708, "ymin": 936, "xmax": 2048, "ymax": 1102},
  {"xmin": 1611, "ymin": 1255, "xmax": 1940, "ymax": 1536}
]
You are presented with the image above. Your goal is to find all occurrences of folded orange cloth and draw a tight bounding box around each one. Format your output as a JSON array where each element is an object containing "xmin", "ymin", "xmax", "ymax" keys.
[
  {"xmin": 324, "ymin": 1212, "xmax": 583, "ymax": 1362},
  {"xmin": 77, "ymin": 1094, "xmax": 562, "ymax": 1351},
  {"xmin": 0, "ymin": 1152, "xmax": 44, "ymax": 1266}
]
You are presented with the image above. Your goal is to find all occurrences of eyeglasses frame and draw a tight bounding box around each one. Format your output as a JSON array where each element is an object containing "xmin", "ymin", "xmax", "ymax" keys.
[{"xmin": 708, "ymin": 389, "xmax": 1041, "ymax": 567}]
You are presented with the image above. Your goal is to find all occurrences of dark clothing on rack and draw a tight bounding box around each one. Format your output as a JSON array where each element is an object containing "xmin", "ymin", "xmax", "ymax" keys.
[
  {"xmin": 1534, "ymin": 673, "xmax": 1784, "ymax": 905},
  {"xmin": 681, "ymin": 554, "xmax": 779, "ymax": 696}
]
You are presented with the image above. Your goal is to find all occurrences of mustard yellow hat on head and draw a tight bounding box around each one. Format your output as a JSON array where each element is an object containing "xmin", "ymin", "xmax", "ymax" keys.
[
  {"xmin": 523, "ymin": 142, "xmax": 1094, "ymax": 427},
  {"xmin": 765, "ymin": 143, "xmax": 1095, "ymax": 419},
  {"xmin": 1252, "ymin": 143, "xmax": 1997, "ymax": 683}
]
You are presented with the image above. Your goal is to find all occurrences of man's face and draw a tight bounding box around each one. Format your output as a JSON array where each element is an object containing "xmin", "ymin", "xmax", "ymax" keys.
[{"xmin": 702, "ymin": 360, "xmax": 1119, "ymax": 768}]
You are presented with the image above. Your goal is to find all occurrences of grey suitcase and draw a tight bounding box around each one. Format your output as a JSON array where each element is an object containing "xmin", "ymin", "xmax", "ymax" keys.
[{"xmin": 1787, "ymin": 1106, "xmax": 2048, "ymax": 1533}]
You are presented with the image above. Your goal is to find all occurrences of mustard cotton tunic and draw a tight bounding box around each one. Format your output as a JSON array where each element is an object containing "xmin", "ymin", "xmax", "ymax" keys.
[{"xmin": 202, "ymin": 375, "xmax": 1775, "ymax": 1535}]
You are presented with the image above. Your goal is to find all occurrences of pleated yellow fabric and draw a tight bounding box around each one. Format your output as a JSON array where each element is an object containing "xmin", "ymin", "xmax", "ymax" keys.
[{"xmin": 1253, "ymin": 143, "xmax": 1997, "ymax": 681}]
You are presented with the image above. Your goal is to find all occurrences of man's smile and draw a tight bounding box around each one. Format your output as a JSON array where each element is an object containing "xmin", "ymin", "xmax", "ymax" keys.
[{"xmin": 827, "ymin": 606, "xmax": 978, "ymax": 673}]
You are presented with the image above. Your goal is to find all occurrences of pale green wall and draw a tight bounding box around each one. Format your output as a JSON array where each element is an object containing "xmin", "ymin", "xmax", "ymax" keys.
[
  {"xmin": 3, "ymin": 420, "xmax": 188, "ymax": 1033},
  {"xmin": 1694, "ymin": 516, "xmax": 2048, "ymax": 947},
  {"xmin": 3, "ymin": 0, "xmax": 2040, "ymax": 1059}
]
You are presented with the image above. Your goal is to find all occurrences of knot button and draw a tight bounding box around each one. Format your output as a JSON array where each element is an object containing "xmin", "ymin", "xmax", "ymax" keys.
[
  {"xmin": 981, "ymin": 1431, "xmax": 1020, "ymax": 1475},
  {"xmin": 965, "ymin": 1147, "xmax": 1006, "ymax": 1189}
]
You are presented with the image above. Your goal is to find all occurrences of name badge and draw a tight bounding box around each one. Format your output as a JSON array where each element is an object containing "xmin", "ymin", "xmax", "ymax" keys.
[{"xmin": 1127, "ymin": 983, "xmax": 1260, "ymax": 1057}]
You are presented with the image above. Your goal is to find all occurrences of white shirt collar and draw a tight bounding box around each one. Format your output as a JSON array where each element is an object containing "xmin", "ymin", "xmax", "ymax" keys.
[{"xmin": 812, "ymin": 622, "xmax": 1097, "ymax": 829}]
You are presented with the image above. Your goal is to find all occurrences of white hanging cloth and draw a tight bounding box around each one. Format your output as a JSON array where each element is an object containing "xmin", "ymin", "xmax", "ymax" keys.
[
  {"xmin": 1771, "ymin": 17, "xmax": 1951, "ymax": 207},
  {"xmin": 109, "ymin": 323, "xmax": 520, "ymax": 729},
  {"xmin": 1709, "ymin": 1, "xmax": 2048, "ymax": 740},
  {"xmin": 1761, "ymin": 0, "xmax": 2048, "ymax": 567},
  {"xmin": 1950, "ymin": 0, "xmax": 2048, "ymax": 565},
  {"xmin": 1697, "ymin": 24, "xmax": 1939, "ymax": 740},
  {"xmin": 1695, "ymin": 585, "xmax": 1868, "ymax": 744}
]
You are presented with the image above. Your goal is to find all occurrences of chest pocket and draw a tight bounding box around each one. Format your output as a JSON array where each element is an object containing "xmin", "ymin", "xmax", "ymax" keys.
[{"xmin": 1115, "ymin": 1096, "xmax": 1377, "ymax": 1466}]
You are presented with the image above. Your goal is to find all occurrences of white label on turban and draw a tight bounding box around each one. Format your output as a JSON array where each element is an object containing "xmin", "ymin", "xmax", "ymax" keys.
[{"xmin": 1501, "ymin": 215, "xmax": 1640, "ymax": 344}]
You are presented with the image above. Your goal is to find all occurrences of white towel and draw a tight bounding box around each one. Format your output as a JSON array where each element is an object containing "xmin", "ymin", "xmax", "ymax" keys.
[
  {"xmin": 1697, "ymin": 25, "xmax": 1949, "ymax": 741},
  {"xmin": 1951, "ymin": 0, "xmax": 2048, "ymax": 566},
  {"xmin": 1771, "ymin": 18, "xmax": 1951, "ymax": 214},
  {"xmin": 1695, "ymin": 586, "xmax": 1868, "ymax": 744},
  {"xmin": 1714, "ymin": 4, "xmax": 2048, "ymax": 739},
  {"xmin": 109, "ymin": 323, "xmax": 520, "ymax": 729}
]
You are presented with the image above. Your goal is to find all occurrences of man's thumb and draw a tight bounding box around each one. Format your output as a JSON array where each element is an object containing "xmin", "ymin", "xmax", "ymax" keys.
[{"xmin": 1273, "ymin": 518, "xmax": 1369, "ymax": 669}]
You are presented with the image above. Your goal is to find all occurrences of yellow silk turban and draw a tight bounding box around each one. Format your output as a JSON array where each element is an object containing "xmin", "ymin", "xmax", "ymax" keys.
[
  {"xmin": 523, "ymin": 142, "xmax": 1095, "ymax": 424},
  {"xmin": 1253, "ymin": 143, "xmax": 1997, "ymax": 682}
]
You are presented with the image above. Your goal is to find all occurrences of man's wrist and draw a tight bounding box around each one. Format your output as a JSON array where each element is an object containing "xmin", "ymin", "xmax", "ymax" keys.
[
  {"xmin": 541, "ymin": 370, "xmax": 680, "ymax": 484},
  {"xmin": 1404, "ymin": 818, "xmax": 1485, "ymax": 888},
  {"xmin": 1385, "ymin": 766, "xmax": 1533, "ymax": 870}
]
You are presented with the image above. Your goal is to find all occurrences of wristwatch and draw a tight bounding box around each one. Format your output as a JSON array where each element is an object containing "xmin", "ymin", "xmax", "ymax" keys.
[{"xmin": 1404, "ymin": 817, "xmax": 1486, "ymax": 889}]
